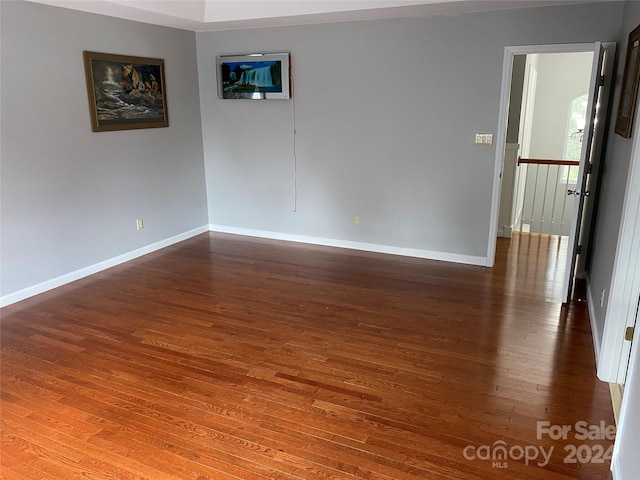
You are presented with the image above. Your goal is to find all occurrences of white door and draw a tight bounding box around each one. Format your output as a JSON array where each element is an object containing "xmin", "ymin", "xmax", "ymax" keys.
[
  {"xmin": 561, "ymin": 42, "xmax": 611, "ymax": 303},
  {"xmin": 611, "ymin": 304, "xmax": 639, "ymax": 478}
]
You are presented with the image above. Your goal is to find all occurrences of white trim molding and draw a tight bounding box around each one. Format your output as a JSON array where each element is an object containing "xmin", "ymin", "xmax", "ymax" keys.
[
  {"xmin": 209, "ymin": 225, "xmax": 487, "ymax": 266},
  {"xmin": 586, "ymin": 274, "xmax": 602, "ymax": 365},
  {"xmin": 611, "ymin": 320, "xmax": 640, "ymax": 478},
  {"xmin": 0, "ymin": 225, "xmax": 210, "ymax": 308}
]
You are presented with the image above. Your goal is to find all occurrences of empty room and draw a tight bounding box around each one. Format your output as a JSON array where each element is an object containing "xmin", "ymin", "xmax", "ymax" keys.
[{"xmin": 1, "ymin": 0, "xmax": 640, "ymax": 478}]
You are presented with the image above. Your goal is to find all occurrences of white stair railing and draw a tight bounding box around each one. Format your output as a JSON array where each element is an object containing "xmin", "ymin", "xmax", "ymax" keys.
[{"xmin": 515, "ymin": 157, "xmax": 580, "ymax": 236}]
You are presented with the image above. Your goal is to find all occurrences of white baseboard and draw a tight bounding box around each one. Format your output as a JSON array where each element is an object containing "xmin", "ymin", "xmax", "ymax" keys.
[
  {"xmin": 611, "ymin": 458, "xmax": 621, "ymax": 480},
  {"xmin": 0, "ymin": 225, "xmax": 210, "ymax": 308},
  {"xmin": 586, "ymin": 277, "xmax": 602, "ymax": 367},
  {"xmin": 1, "ymin": 224, "xmax": 488, "ymax": 308},
  {"xmin": 497, "ymin": 226, "xmax": 513, "ymax": 238},
  {"xmin": 209, "ymin": 224, "xmax": 487, "ymax": 266}
]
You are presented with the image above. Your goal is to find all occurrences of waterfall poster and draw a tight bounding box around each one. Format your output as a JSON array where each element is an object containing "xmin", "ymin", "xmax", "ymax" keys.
[
  {"xmin": 83, "ymin": 51, "xmax": 169, "ymax": 132},
  {"xmin": 217, "ymin": 53, "xmax": 291, "ymax": 100}
]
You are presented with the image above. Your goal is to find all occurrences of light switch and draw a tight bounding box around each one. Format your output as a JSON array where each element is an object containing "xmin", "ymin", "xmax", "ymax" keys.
[{"xmin": 475, "ymin": 133, "xmax": 493, "ymax": 146}]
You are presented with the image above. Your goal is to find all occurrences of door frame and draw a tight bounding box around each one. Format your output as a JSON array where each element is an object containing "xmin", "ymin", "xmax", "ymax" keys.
[{"xmin": 487, "ymin": 42, "xmax": 607, "ymax": 267}]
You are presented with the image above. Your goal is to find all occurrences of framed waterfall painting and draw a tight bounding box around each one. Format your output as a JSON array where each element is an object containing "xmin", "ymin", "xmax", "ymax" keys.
[
  {"xmin": 216, "ymin": 53, "xmax": 291, "ymax": 100},
  {"xmin": 83, "ymin": 51, "xmax": 169, "ymax": 132}
]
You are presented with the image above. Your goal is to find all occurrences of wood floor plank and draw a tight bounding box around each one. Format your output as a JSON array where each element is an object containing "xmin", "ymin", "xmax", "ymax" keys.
[{"xmin": 1, "ymin": 232, "xmax": 615, "ymax": 479}]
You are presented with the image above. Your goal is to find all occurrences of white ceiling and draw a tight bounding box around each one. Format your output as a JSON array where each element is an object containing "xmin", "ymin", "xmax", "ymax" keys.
[{"xmin": 24, "ymin": 0, "xmax": 609, "ymax": 32}]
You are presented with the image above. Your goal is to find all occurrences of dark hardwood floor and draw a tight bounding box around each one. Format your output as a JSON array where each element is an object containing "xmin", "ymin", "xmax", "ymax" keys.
[{"xmin": 0, "ymin": 232, "xmax": 614, "ymax": 479}]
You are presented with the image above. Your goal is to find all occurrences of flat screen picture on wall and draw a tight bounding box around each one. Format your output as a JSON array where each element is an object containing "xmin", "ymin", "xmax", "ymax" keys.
[{"xmin": 217, "ymin": 53, "xmax": 291, "ymax": 100}]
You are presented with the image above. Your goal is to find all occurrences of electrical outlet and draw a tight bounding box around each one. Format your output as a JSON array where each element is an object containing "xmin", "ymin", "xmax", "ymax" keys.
[
  {"xmin": 136, "ymin": 218, "xmax": 144, "ymax": 230},
  {"xmin": 354, "ymin": 215, "xmax": 361, "ymax": 225},
  {"xmin": 600, "ymin": 289, "xmax": 606, "ymax": 307}
]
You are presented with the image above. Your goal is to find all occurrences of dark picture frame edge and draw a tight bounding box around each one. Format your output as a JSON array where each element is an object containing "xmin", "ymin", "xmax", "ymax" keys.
[
  {"xmin": 615, "ymin": 24, "xmax": 640, "ymax": 138},
  {"xmin": 83, "ymin": 51, "xmax": 169, "ymax": 132}
]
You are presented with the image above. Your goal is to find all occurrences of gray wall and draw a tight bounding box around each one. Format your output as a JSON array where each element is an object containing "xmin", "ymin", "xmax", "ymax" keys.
[
  {"xmin": 588, "ymin": 0, "xmax": 640, "ymax": 345},
  {"xmin": 506, "ymin": 55, "xmax": 526, "ymax": 145},
  {"xmin": 0, "ymin": 1, "xmax": 208, "ymax": 299},
  {"xmin": 197, "ymin": 2, "xmax": 624, "ymax": 260},
  {"xmin": 529, "ymin": 53, "xmax": 593, "ymax": 161},
  {"xmin": 0, "ymin": 1, "xmax": 629, "ymax": 302}
]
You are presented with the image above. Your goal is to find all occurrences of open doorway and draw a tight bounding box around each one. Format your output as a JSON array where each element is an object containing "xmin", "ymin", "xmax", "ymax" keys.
[
  {"xmin": 488, "ymin": 43, "xmax": 615, "ymax": 304},
  {"xmin": 507, "ymin": 52, "xmax": 593, "ymax": 238},
  {"xmin": 497, "ymin": 52, "xmax": 594, "ymax": 302}
]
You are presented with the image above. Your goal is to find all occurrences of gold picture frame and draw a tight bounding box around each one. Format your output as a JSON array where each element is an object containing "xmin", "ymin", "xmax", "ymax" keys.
[
  {"xmin": 83, "ymin": 51, "xmax": 169, "ymax": 132},
  {"xmin": 615, "ymin": 25, "xmax": 640, "ymax": 138}
]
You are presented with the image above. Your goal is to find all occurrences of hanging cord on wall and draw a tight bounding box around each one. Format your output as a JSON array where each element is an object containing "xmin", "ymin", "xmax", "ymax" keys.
[{"xmin": 291, "ymin": 73, "xmax": 298, "ymax": 212}]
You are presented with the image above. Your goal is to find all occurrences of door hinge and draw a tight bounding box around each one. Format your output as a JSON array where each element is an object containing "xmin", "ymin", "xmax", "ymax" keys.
[
  {"xmin": 588, "ymin": 163, "xmax": 593, "ymax": 174},
  {"xmin": 598, "ymin": 75, "xmax": 605, "ymax": 87},
  {"xmin": 625, "ymin": 326, "xmax": 635, "ymax": 342},
  {"xmin": 576, "ymin": 245, "xmax": 582, "ymax": 255}
]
